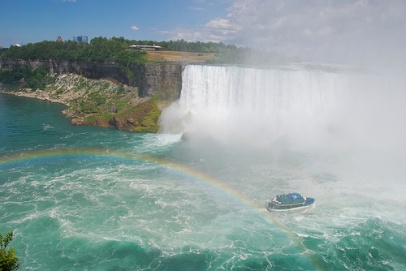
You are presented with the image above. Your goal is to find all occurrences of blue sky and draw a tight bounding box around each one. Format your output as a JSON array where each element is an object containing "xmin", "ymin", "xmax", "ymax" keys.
[
  {"xmin": 1, "ymin": 0, "xmax": 406, "ymax": 64},
  {"xmin": 0, "ymin": 0, "xmax": 229, "ymax": 45}
]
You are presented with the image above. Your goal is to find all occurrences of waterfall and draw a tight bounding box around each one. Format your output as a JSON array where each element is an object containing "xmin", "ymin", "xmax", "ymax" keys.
[
  {"xmin": 160, "ymin": 64, "xmax": 406, "ymax": 151},
  {"xmin": 179, "ymin": 65, "xmax": 341, "ymax": 120}
]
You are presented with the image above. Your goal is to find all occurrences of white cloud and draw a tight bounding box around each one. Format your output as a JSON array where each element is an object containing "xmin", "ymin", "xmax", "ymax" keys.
[
  {"xmin": 131, "ymin": 25, "xmax": 139, "ymax": 31},
  {"xmin": 188, "ymin": 6, "xmax": 207, "ymax": 11},
  {"xmin": 205, "ymin": 18, "xmax": 231, "ymax": 30},
  {"xmin": 158, "ymin": 17, "xmax": 241, "ymax": 43},
  {"xmin": 204, "ymin": 17, "xmax": 242, "ymax": 39},
  {"xmin": 303, "ymin": 28, "xmax": 313, "ymax": 36}
]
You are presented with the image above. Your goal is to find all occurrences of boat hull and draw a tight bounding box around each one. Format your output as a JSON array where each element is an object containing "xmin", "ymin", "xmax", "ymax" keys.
[{"xmin": 265, "ymin": 197, "xmax": 315, "ymax": 212}]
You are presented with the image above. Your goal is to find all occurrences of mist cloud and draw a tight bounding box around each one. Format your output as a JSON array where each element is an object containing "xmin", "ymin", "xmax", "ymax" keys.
[{"xmin": 202, "ymin": 0, "xmax": 406, "ymax": 64}]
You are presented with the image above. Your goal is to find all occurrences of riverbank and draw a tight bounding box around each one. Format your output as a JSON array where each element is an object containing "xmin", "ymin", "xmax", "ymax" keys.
[
  {"xmin": 0, "ymin": 73, "xmax": 163, "ymax": 132},
  {"xmin": 0, "ymin": 88, "xmax": 69, "ymax": 106}
]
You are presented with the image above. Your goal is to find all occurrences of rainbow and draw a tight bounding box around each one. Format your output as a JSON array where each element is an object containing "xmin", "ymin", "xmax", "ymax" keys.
[
  {"xmin": 0, "ymin": 148, "xmax": 323, "ymax": 270},
  {"xmin": 0, "ymin": 148, "xmax": 261, "ymax": 211}
]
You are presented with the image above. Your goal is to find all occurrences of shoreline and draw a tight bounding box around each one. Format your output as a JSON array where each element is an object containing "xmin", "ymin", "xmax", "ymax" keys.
[
  {"xmin": 0, "ymin": 70, "xmax": 170, "ymax": 133},
  {"xmin": 0, "ymin": 89, "xmax": 69, "ymax": 106}
]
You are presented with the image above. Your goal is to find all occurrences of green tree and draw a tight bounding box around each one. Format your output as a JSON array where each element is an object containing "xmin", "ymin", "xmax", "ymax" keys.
[{"xmin": 0, "ymin": 232, "xmax": 19, "ymax": 271}]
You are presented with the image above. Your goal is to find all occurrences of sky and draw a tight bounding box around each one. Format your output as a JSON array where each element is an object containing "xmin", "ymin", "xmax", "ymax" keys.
[{"xmin": 1, "ymin": 0, "xmax": 406, "ymax": 64}]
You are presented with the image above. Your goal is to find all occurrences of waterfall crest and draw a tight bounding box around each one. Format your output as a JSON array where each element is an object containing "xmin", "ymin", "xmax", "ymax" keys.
[{"xmin": 180, "ymin": 65, "xmax": 341, "ymax": 118}]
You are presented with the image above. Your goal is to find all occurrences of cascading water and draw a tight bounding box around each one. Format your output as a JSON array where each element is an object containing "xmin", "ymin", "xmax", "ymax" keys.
[
  {"xmin": 161, "ymin": 64, "xmax": 352, "ymax": 148},
  {"xmin": 161, "ymin": 64, "xmax": 406, "ymax": 152},
  {"xmin": 179, "ymin": 65, "xmax": 339, "ymax": 116}
]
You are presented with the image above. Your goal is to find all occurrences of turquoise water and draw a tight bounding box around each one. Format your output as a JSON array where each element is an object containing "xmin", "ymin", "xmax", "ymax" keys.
[{"xmin": 1, "ymin": 93, "xmax": 405, "ymax": 270}]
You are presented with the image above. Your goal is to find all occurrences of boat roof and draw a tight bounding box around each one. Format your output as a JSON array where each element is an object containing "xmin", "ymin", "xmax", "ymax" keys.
[
  {"xmin": 278, "ymin": 192, "xmax": 303, "ymax": 197},
  {"xmin": 276, "ymin": 193, "xmax": 305, "ymax": 203}
]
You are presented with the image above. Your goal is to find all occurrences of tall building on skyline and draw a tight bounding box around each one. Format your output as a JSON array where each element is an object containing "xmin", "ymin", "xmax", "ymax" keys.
[{"xmin": 73, "ymin": 35, "xmax": 88, "ymax": 43}]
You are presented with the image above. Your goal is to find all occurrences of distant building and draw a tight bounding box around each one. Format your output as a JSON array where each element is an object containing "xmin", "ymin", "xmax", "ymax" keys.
[
  {"xmin": 57, "ymin": 36, "xmax": 63, "ymax": 42},
  {"xmin": 129, "ymin": 44, "xmax": 162, "ymax": 51},
  {"xmin": 73, "ymin": 35, "xmax": 88, "ymax": 43}
]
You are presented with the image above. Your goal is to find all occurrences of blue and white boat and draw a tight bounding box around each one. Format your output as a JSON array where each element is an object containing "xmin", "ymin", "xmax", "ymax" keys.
[{"xmin": 265, "ymin": 193, "xmax": 315, "ymax": 212}]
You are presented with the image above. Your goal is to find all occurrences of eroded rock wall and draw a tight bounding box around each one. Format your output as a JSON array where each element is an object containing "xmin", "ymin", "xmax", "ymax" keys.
[
  {"xmin": 143, "ymin": 63, "xmax": 184, "ymax": 97},
  {"xmin": 0, "ymin": 59, "xmax": 183, "ymax": 98}
]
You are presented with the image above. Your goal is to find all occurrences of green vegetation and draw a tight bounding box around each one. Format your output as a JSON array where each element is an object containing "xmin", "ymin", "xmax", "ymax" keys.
[
  {"xmin": 0, "ymin": 65, "xmax": 55, "ymax": 90},
  {"xmin": 42, "ymin": 74, "xmax": 160, "ymax": 133},
  {"xmin": 1, "ymin": 37, "xmax": 146, "ymax": 65},
  {"xmin": 0, "ymin": 48, "xmax": 7, "ymax": 57},
  {"xmin": 0, "ymin": 232, "xmax": 19, "ymax": 271},
  {"xmin": 62, "ymin": 75, "xmax": 136, "ymax": 117},
  {"xmin": 113, "ymin": 98, "xmax": 161, "ymax": 133}
]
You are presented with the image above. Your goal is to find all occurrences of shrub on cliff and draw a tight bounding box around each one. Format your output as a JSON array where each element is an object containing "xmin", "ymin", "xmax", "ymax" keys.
[
  {"xmin": 0, "ymin": 65, "xmax": 54, "ymax": 90},
  {"xmin": 112, "ymin": 99, "xmax": 161, "ymax": 133}
]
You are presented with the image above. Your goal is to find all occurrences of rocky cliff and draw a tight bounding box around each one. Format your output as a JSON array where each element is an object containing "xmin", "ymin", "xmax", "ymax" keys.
[
  {"xmin": 0, "ymin": 58, "xmax": 187, "ymax": 132},
  {"xmin": 0, "ymin": 59, "xmax": 184, "ymax": 99}
]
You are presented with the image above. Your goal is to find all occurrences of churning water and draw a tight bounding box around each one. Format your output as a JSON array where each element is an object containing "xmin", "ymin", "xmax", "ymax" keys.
[{"xmin": 1, "ymin": 64, "xmax": 406, "ymax": 270}]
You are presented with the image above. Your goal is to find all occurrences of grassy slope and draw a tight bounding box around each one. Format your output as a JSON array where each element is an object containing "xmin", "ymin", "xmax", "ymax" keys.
[
  {"xmin": 1, "ymin": 73, "xmax": 161, "ymax": 133},
  {"xmin": 145, "ymin": 51, "xmax": 215, "ymax": 63}
]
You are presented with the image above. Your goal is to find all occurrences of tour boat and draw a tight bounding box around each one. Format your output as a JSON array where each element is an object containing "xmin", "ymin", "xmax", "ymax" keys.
[{"xmin": 265, "ymin": 192, "xmax": 315, "ymax": 212}]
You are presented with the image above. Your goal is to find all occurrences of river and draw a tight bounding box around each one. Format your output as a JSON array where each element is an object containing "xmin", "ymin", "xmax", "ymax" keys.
[{"xmin": 1, "ymin": 63, "xmax": 405, "ymax": 270}]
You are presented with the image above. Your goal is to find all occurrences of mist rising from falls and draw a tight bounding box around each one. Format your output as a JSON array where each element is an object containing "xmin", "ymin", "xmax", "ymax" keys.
[
  {"xmin": 162, "ymin": 65, "xmax": 340, "ymax": 149},
  {"xmin": 159, "ymin": 64, "xmax": 406, "ymax": 200},
  {"xmin": 160, "ymin": 64, "xmax": 406, "ymax": 153}
]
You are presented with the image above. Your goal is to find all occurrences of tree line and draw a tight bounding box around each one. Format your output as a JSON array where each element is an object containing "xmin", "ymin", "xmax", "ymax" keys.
[
  {"xmin": 0, "ymin": 37, "xmax": 147, "ymax": 66},
  {"xmin": 0, "ymin": 37, "xmax": 291, "ymax": 66}
]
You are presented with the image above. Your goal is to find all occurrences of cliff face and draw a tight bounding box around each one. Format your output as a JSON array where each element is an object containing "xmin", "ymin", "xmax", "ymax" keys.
[
  {"xmin": 143, "ymin": 63, "xmax": 184, "ymax": 97},
  {"xmin": 0, "ymin": 59, "xmax": 183, "ymax": 98}
]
